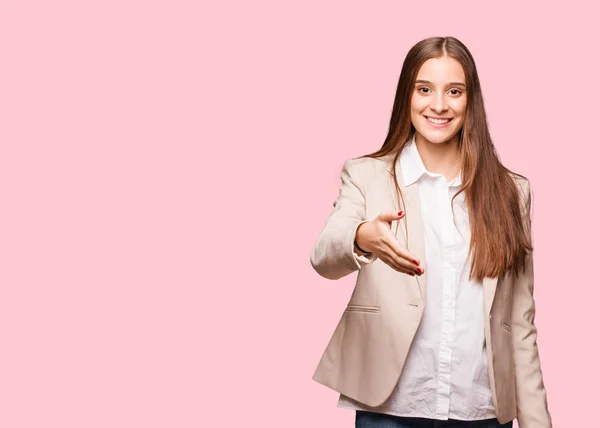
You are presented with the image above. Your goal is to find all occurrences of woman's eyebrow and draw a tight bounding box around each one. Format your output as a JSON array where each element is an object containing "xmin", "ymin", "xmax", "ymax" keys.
[{"xmin": 415, "ymin": 80, "xmax": 466, "ymax": 88}]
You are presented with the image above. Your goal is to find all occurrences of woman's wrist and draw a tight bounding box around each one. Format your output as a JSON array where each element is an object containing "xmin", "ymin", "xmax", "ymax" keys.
[
  {"xmin": 354, "ymin": 238, "xmax": 372, "ymax": 255},
  {"xmin": 354, "ymin": 222, "xmax": 372, "ymax": 255}
]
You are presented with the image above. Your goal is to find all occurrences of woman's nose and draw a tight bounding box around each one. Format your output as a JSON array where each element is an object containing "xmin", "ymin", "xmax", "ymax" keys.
[{"xmin": 430, "ymin": 94, "xmax": 448, "ymax": 112}]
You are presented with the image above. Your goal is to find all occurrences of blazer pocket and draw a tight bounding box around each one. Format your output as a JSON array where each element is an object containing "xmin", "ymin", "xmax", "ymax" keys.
[
  {"xmin": 502, "ymin": 322, "xmax": 511, "ymax": 332},
  {"xmin": 345, "ymin": 304, "xmax": 380, "ymax": 314}
]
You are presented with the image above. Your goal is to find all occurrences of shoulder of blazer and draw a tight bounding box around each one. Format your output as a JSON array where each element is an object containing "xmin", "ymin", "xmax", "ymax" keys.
[
  {"xmin": 345, "ymin": 154, "xmax": 395, "ymax": 189},
  {"xmin": 508, "ymin": 172, "xmax": 530, "ymax": 196},
  {"xmin": 508, "ymin": 170, "xmax": 529, "ymax": 187},
  {"xmin": 508, "ymin": 172, "xmax": 532, "ymax": 224},
  {"xmin": 345, "ymin": 155, "xmax": 391, "ymax": 169}
]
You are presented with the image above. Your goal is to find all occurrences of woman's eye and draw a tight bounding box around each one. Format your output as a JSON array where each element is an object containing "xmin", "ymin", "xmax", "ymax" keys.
[{"xmin": 417, "ymin": 87, "xmax": 462, "ymax": 95}]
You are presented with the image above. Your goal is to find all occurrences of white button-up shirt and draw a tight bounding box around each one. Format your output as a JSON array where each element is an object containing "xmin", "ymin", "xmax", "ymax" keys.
[{"xmin": 338, "ymin": 134, "xmax": 496, "ymax": 420}]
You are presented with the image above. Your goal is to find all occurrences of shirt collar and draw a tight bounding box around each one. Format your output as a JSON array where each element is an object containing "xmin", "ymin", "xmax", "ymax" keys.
[{"xmin": 400, "ymin": 133, "xmax": 462, "ymax": 188}]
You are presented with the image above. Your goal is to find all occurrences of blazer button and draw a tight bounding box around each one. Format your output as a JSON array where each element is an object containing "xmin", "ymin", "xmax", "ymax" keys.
[{"xmin": 489, "ymin": 314, "xmax": 492, "ymax": 319}]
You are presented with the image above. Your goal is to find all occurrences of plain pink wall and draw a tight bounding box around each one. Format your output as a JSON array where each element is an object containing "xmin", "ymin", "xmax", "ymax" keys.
[{"xmin": 1, "ymin": 1, "xmax": 595, "ymax": 426}]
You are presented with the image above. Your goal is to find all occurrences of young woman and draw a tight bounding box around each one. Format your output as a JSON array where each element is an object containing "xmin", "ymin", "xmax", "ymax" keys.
[{"xmin": 310, "ymin": 37, "xmax": 552, "ymax": 428}]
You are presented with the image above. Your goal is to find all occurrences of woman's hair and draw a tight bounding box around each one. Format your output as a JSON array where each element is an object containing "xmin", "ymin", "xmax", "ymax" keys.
[{"xmin": 359, "ymin": 36, "xmax": 532, "ymax": 282}]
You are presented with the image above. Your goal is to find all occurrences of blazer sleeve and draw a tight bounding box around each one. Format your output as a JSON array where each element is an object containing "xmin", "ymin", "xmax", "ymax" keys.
[
  {"xmin": 310, "ymin": 158, "xmax": 377, "ymax": 280},
  {"xmin": 511, "ymin": 179, "xmax": 553, "ymax": 428}
]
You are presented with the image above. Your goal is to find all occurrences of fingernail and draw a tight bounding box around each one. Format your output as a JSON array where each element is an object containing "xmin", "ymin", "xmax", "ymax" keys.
[
  {"xmin": 418, "ymin": 267, "xmax": 424, "ymax": 274},
  {"xmin": 409, "ymin": 272, "xmax": 415, "ymax": 276},
  {"xmin": 398, "ymin": 211, "xmax": 403, "ymax": 216},
  {"xmin": 412, "ymin": 259, "xmax": 419, "ymax": 265}
]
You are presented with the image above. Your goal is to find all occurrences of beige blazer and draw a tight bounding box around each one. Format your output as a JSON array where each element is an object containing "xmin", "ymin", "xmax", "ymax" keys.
[{"xmin": 310, "ymin": 154, "xmax": 552, "ymax": 427}]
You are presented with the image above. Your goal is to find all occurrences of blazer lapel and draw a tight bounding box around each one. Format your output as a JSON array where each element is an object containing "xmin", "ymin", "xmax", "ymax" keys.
[
  {"xmin": 483, "ymin": 276, "xmax": 499, "ymax": 316},
  {"xmin": 386, "ymin": 157, "xmax": 427, "ymax": 302},
  {"xmin": 386, "ymin": 153, "xmax": 499, "ymax": 313}
]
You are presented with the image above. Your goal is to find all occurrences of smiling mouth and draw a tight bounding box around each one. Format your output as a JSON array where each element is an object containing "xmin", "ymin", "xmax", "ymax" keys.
[{"xmin": 425, "ymin": 116, "xmax": 453, "ymax": 124}]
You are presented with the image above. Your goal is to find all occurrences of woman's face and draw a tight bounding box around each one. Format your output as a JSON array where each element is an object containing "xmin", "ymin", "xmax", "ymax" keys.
[{"xmin": 410, "ymin": 56, "xmax": 467, "ymax": 146}]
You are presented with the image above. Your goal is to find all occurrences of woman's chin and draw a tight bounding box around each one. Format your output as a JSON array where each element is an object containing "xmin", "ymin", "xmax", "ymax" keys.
[{"xmin": 417, "ymin": 130, "xmax": 459, "ymax": 145}]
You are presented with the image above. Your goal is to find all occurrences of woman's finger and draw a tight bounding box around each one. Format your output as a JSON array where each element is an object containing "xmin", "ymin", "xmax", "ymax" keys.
[
  {"xmin": 378, "ymin": 254, "xmax": 417, "ymax": 276},
  {"xmin": 381, "ymin": 235, "xmax": 422, "ymax": 271}
]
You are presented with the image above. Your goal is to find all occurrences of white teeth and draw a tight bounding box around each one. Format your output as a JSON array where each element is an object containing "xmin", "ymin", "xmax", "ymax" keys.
[{"xmin": 427, "ymin": 117, "xmax": 450, "ymax": 124}]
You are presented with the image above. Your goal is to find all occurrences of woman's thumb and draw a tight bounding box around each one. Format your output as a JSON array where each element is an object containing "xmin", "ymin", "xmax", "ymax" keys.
[{"xmin": 378, "ymin": 210, "xmax": 405, "ymax": 223}]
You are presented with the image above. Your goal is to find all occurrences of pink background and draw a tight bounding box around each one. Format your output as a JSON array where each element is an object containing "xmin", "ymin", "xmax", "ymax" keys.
[{"xmin": 0, "ymin": 1, "xmax": 595, "ymax": 426}]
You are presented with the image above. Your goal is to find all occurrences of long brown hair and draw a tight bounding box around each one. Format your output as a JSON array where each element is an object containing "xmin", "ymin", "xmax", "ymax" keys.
[{"xmin": 358, "ymin": 36, "xmax": 531, "ymax": 282}]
